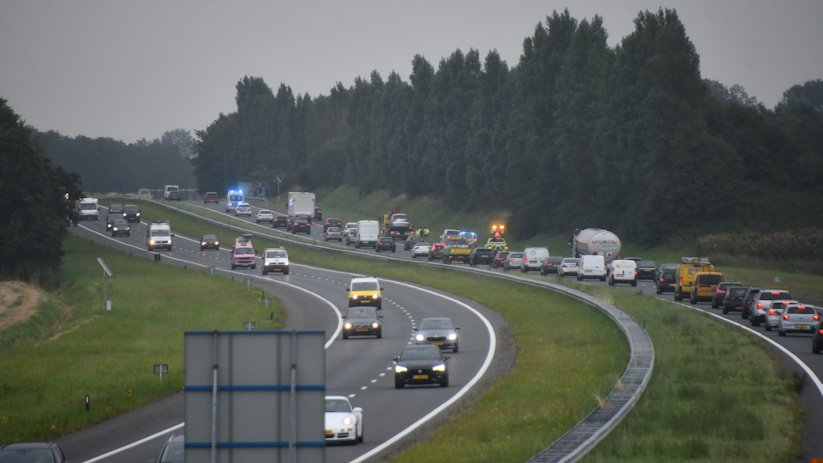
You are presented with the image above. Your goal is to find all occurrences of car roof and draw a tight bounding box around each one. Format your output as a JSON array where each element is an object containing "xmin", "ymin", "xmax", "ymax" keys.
[
  {"xmin": 325, "ymin": 395, "xmax": 349, "ymax": 402},
  {"xmin": 0, "ymin": 442, "xmax": 55, "ymax": 450},
  {"xmin": 351, "ymin": 276, "xmax": 378, "ymax": 282},
  {"xmin": 258, "ymin": 209, "xmax": 272, "ymax": 213}
]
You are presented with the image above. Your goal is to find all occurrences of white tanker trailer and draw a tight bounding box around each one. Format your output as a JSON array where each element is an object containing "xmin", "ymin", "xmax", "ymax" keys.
[{"xmin": 571, "ymin": 228, "xmax": 622, "ymax": 262}]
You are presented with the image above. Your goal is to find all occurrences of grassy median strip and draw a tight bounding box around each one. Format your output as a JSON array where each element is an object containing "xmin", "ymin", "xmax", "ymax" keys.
[{"xmin": 0, "ymin": 236, "xmax": 284, "ymax": 442}]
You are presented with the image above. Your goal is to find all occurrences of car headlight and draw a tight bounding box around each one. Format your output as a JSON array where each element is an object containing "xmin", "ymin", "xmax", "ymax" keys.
[
  {"xmin": 448, "ymin": 333, "xmax": 457, "ymax": 341},
  {"xmin": 432, "ymin": 363, "xmax": 446, "ymax": 372},
  {"xmin": 201, "ymin": 242, "xmax": 206, "ymax": 246},
  {"xmin": 136, "ymin": 213, "xmax": 141, "ymax": 217},
  {"xmin": 150, "ymin": 239, "xmax": 156, "ymax": 245},
  {"xmin": 371, "ymin": 322, "xmax": 380, "ymax": 329},
  {"xmin": 342, "ymin": 416, "xmax": 353, "ymax": 427},
  {"xmin": 344, "ymin": 322, "xmax": 352, "ymax": 330},
  {"xmin": 372, "ymin": 293, "xmax": 380, "ymax": 299},
  {"xmin": 350, "ymin": 294, "xmax": 358, "ymax": 300},
  {"xmin": 395, "ymin": 365, "xmax": 408, "ymax": 374},
  {"xmin": 415, "ymin": 334, "xmax": 425, "ymax": 342}
]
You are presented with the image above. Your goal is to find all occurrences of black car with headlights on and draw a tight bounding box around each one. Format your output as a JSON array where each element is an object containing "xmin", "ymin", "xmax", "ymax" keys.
[
  {"xmin": 123, "ymin": 204, "xmax": 142, "ymax": 222},
  {"xmin": 342, "ymin": 307, "xmax": 382, "ymax": 339},
  {"xmin": 394, "ymin": 345, "xmax": 449, "ymax": 389},
  {"xmin": 414, "ymin": 317, "xmax": 460, "ymax": 352},
  {"xmin": 200, "ymin": 233, "xmax": 220, "ymax": 251},
  {"xmin": 110, "ymin": 218, "xmax": 131, "ymax": 237}
]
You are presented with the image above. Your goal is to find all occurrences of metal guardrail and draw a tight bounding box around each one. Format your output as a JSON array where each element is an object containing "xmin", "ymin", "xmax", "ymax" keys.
[{"xmin": 152, "ymin": 200, "xmax": 655, "ymax": 462}]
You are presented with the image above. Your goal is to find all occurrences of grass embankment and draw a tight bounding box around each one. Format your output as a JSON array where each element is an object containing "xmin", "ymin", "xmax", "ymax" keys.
[
  {"xmin": 123, "ymin": 197, "xmax": 800, "ymax": 461},
  {"xmin": 0, "ymin": 237, "xmax": 284, "ymax": 442}
]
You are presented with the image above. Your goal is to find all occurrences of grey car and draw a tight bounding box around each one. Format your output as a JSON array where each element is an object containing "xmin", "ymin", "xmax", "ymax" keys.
[
  {"xmin": 504, "ymin": 252, "xmax": 524, "ymax": 271},
  {"xmin": 778, "ymin": 303, "xmax": 820, "ymax": 336},
  {"xmin": 0, "ymin": 442, "xmax": 67, "ymax": 462},
  {"xmin": 324, "ymin": 226, "xmax": 343, "ymax": 242},
  {"xmin": 342, "ymin": 306, "xmax": 383, "ymax": 339},
  {"xmin": 414, "ymin": 317, "xmax": 460, "ymax": 352}
]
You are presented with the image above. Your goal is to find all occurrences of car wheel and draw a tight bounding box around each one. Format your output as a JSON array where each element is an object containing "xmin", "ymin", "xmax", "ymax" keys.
[
  {"xmin": 631, "ymin": 280, "xmax": 637, "ymax": 287},
  {"xmin": 778, "ymin": 328, "xmax": 786, "ymax": 337},
  {"xmin": 440, "ymin": 378, "xmax": 449, "ymax": 388},
  {"xmin": 357, "ymin": 424, "xmax": 364, "ymax": 443},
  {"xmin": 752, "ymin": 317, "xmax": 760, "ymax": 327},
  {"xmin": 656, "ymin": 286, "xmax": 662, "ymax": 295},
  {"xmin": 377, "ymin": 330, "xmax": 382, "ymax": 339},
  {"xmin": 284, "ymin": 269, "xmax": 290, "ymax": 275},
  {"xmin": 453, "ymin": 343, "xmax": 458, "ymax": 353},
  {"xmin": 231, "ymin": 264, "xmax": 236, "ymax": 270},
  {"xmin": 765, "ymin": 323, "xmax": 771, "ymax": 331},
  {"xmin": 252, "ymin": 265, "xmax": 256, "ymax": 269},
  {"xmin": 343, "ymin": 332, "xmax": 349, "ymax": 339},
  {"xmin": 722, "ymin": 306, "xmax": 729, "ymax": 314},
  {"xmin": 608, "ymin": 278, "xmax": 614, "ymax": 286},
  {"xmin": 395, "ymin": 380, "xmax": 404, "ymax": 389},
  {"xmin": 263, "ymin": 269, "xmax": 268, "ymax": 275},
  {"xmin": 742, "ymin": 308, "xmax": 749, "ymax": 320},
  {"xmin": 814, "ymin": 341, "xmax": 821, "ymax": 355}
]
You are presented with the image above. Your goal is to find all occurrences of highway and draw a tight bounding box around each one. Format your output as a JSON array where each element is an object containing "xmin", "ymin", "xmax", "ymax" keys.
[{"xmin": 60, "ymin": 213, "xmax": 505, "ymax": 463}]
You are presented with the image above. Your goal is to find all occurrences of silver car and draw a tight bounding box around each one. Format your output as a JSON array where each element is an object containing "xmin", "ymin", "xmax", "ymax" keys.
[
  {"xmin": 504, "ymin": 252, "xmax": 524, "ymax": 271},
  {"xmin": 411, "ymin": 242, "xmax": 432, "ymax": 258},
  {"xmin": 778, "ymin": 303, "xmax": 820, "ymax": 336},
  {"xmin": 764, "ymin": 299, "xmax": 798, "ymax": 331},
  {"xmin": 324, "ymin": 226, "xmax": 343, "ymax": 242},
  {"xmin": 414, "ymin": 317, "xmax": 460, "ymax": 352},
  {"xmin": 559, "ymin": 258, "xmax": 580, "ymax": 277}
]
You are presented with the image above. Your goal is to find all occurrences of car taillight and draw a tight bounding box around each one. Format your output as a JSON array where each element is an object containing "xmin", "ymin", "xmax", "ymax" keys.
[
  {"xmin": 771, "ymin": 291, "xmax": 780, "ymax": 295},
  {"xmin": 768, "ymin": 309, "xmax": 775, "ymax": 316},
  {"xmin": 819, "ymin": 329, "xmax": 823, "ymax": 335},
  {"xmin": 815, "ymin": 315, "xmax": 820, "ymax": 321},
  {"xmin": 679, "ymin": 277, "xmax": 683, "ymax": 285},
  {"xmin": 716, "ymin": 289, "xmax": 722, "ymax": 294},
  {"xmin": 757, "ymin": 303, "xmax": 762, "ymax": 310},
  {"xmin": 783, "ymin": 314, "xmax": 789, "ymax": 320},
  {"xmin": 659, "ymin": 277, "xmax": 664, "ymax": 282}
]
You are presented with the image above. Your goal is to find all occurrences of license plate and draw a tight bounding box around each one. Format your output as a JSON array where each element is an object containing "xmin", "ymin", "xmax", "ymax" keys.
[
  {"xmin": 357, "ymin": 328, "xmax": 369, "ymax": 332},
  {"xmin": 584, "ymin": 269, "xmax": 592, "ymax": 273},
  {"xmin": 413, "ymin": 374, "xmax": 429, "ymax": 380},
  {"xmin": 433, "ymin": 341, "xmax": 443, "ymax": 346},
  {"xmin": 795, "ymin": 324, "xmax": 808, "ymax": 330}
]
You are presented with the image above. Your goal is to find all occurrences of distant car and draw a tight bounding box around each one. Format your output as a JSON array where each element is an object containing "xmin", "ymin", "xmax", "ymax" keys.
[
  {"xmin": 558, "ymin": 258, "xmax": 580, "ymax": 277},
  {"xmin": 323, "ymin": 218, "xmax": 343, "ymax": 232},
  {"xmin": 262, "ymin": 247, "xmax": 289, "ymax": 275},
  {"xmin": 428, "ymin": 242, "xmax": 446, "ymax": 261},
  {"xmin": 750, "ymin": 289, "xmax": 792, "ymax": 326},
  {"xmin": 635, "ymin": 260, "xmax": 657, "ymax": 280},
  {"xmin": 107, "ymin": 203, "xmax": 125, "ymax": 217},
  {"xmin": 342, "ymin": 306, "xmax": 382, "ymax": 339},
  {"xmin": 375, "ymin": 236, "xmax": 396, "ymax": 253},
  {"xmin": 273, "ymin": 215, "xmax": 288, "ymax": 228},
  {"xmin": 721, "ymin": 286, "xmax": 749, "ymax": 314},
  {"xmin": 764, "ymin": 299, "xmax": 799, "ymax": 331},
  {"xmin": 411, "ymin": 242, "xmax": 432, "ymax": 258},
  {"xmin": 123, "ymin": 204, "xmax": 142, "ymax": 222},
  {"xmin": 155, "ymin": 434, "xmax": 184, "ymax": 462},
  {"xmin": 314, "ymin": 207, "xmax": 323, "ymax": 221},
  {"xmin": 343, "ymin": 222, "xmax": 358, "ymax": 245},
  {"xmin": 0, "ymin": 442, "xmax": 67, "ymax": 462},
  {"xmin": 741, "ymin": 288, "xmax": 762, "ymax": 320},
  {"xmin": 655, "ymin": 264, "xmax": 678, "ymax": 294},
  {"xmin": 230, "ymin": 243, "xmax": 256, "ymax": 270},
  {"xmin": 539, "ymin": 256, "xmax": 564, "ymax": 275},
  {"xmin": 256, "ymin": 209, "xmax": 275, "ymax": 223},
  {"xmin": 291, "ymin": 218, "xmax": 311, "ymax": 234},
  {"xmin": 394, "ymin": 344, "xmax": 449, "ymax": 389},
  {"xmin": 470, "ymin": 247, "xmax": 495, "ymax": 267},
  {"xmin": 414, "ymin": 317, "xmax": 460, "ymax": 352},
  {"xmin": 324, "ymin": 226, "xmax": 343, "ymax": 242},
  {"xmin": 490, "ymin": 251, "xmax": 510, "ymax": 269},
  {"xmin": 347, "ymin": 276, "xmax": 383, "ymax": 309},
  {"xmin": 778, "ymin": 303, "xmax": 820, "ymax": 336},
  {"xmin": 200, "ymin": 234, "xmax": 220, "ymax": 251},
  {"xmin": 711, "ymin": 281, "xmax": 744, "ymax": 309},
  {"xmin": 504, "ymin": 252, "xmax": 524, "ymax": 271},
  {"xmin": 609, "ymin": 259, "xmax": 638, "ymax": 286},
  {"xmin": 404, "ymin": 234, "xmax": 422, "ymax": 251},
  {"xmin": 235, "ymin": 202, "xmax": 252, "ymax": 216},
  {"xmin": 105, "ymin": 213, "xmax": 118, "ymax": 231},
  {"xmin": 324, "ymin": 396, "xmax": 363, "ymax": 444},
  {"xmin": 110, "ymin": 218, "xmax": 131, "ymax": 237},
  {"xmin": 522, "ymin": 247, "xmax": 550, "ymax": 273},
  {"xmin": 203, "ymin": 192, "xmax": 219, "ymax": 204}
]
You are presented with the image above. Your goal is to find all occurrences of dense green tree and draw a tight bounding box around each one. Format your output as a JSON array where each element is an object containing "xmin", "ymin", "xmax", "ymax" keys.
[{"xmin": 0, "ymin": 99, "xmax": 83, "ymax": 284}]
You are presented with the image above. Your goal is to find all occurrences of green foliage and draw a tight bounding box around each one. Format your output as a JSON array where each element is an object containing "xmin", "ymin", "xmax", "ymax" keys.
[{"xmin": 0, "ymin": 99, "xmax": 83, "ymax": 284}]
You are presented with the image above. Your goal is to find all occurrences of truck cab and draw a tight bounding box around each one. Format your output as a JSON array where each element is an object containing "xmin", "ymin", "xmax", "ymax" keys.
[{"xmin": 674, "ymin": 257, "xmax": 714, "ymax": 301}]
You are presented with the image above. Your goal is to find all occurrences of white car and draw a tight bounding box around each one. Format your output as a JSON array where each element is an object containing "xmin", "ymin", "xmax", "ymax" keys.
[
  {"xmin": 778, "ymin": 303, "xmax": 820, "ymax": 337},
  {"xmin": 255, "ymin": 209, "xmax": 274, "ymax": 223},
  {"xmin": 411, "ymin": 242, "xmax": 432, "ymax": 258},
  {"xmin": 324, "ymin": 396, "xmax": 363, "ymax": 444},
  {"xmin": 235, "ymin": 202, "xmax": 252, "ymax": 216},
  {"xmin": 608, "ymin": 259, "xmax": 638, "ymax": 286},
  {"xmin": 559, "ymin": 258, "xmax": 580, "ymax": 277}
]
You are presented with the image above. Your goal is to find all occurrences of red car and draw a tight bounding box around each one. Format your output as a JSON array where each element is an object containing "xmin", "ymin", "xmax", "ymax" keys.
[
  {"xmin": 203, "ymin": 192, "xmax": 219, "ymax": 204},
  {"xmin": 376, "ymin": 236, "xmax": 396, "ymax": 253}
]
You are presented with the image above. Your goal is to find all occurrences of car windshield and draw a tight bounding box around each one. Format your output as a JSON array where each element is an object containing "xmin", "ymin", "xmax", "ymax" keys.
[
  {"xmin": 510, "ymin": 253, "xmax": 524, "ymax": 258},
  {"xmin": 728, "ymin": 287, "xmax": 748, "ymax": 296},
  {"xmin": 762, "ymin": 291, "xmax": 791, "ymax": 300},
  {"xmin": 203, "ymin": 235, "xmax": 217, "ymax": 241},
  {"xmin": 151, "ymin": 228, "xmax": 170, "ymax": 237},
  {"xmin": 124, "ymin": 205, "xmax": 139, "ymax": 212},
  {"xmin": 698, "ymin": 274, "xmax": 723, "ymax": 285},
  {"xmin": 259, "ymin": 210, "xmax": 272, "ymax": 215},
  {"xmin": 348, "ymin": 308, "xmax": 377, "ymax": 318},
  {"xmin": 352, "ymin": 281, "xmax": 378, "ymax": 291},
  {"xmin": 325, "ymin": 398, "xmax": 351, "ymax": 413},
  {"xmin": 266, "ymin": 250, "xmax": 286, "ymax": 258},
  {"xmin": 159, "ymin": 441, "xmax": 184, "ymax": 463},
  {"xmin": 327, "ymin": 227, "xmax": 341, "ymax": 233},
  {"xmin": 563, "ymin": 259, "xmax": 579, "ymax": 264},
  {"xmin": 235, "ymin": 247, "xmax": 254, "ymax": 255},
  {"xmin": 79, "ymin": 203, "xmax": 96, "ymax": 210},
  {"xmin": 787, "ymin": 305, "xmax": 811, "ymax": 314},
  {"xmin": 400, "ymin": 346, "xmax": 442, "ymax": 361},
  {"xmin": 638, "ymin": 260, "xmax": 655, "ymax": 267},
  {"xmin": 229, "ymin": 194, "xmax": 242, "ymax": 202},
  {"xmin": 420, "ymin": 319, "xmax": 453, "ymax": 330}
]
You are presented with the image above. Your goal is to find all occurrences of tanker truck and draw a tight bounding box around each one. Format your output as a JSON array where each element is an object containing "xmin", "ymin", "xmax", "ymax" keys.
[{"xmin": 570, "ymin": 228, "xmax": 622, "ymax": 262}]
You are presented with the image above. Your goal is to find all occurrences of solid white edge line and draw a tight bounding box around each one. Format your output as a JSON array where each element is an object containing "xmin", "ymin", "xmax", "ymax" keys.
[
  {"xmin": 294, "ymin": 263, "xmax": 497, "ymax": 463},
  {"xmin": 76, "ymin": 225, "xmax": 343, "ymax": 463},
  {"xmin": 671, "ymin": 298, "xmax": 823, "ymax": 395}
]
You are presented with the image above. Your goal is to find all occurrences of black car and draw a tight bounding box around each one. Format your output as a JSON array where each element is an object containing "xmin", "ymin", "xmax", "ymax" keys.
[
  {"xmin": 291, "ymin": 219, "xmax": 311, "ymax": 234},
  {"xmin": 273, "ymin": 215, "xmax": 288, "ymax": 228},
  {"xmin": 200, "ymin": 233, "xmax": 220, "ymax": 251},
  {"xmin": 105, "ymin": 213, "xmax": 119, "ymax": 231},
  {"xmin": 539, "ymin": 256, "xmax": 564, "ymax": 275},
  {"xmin": 722, "ymin": 286, "xmax": 749, "ymax": 314},
  {"xmin": 470, "ymin": 247, "xmax": 495, "ymax": 267},
  {"xmin": 712, "ymin": 281, "xmax": 743, "ymax": 309},
  {"xmin": 491, "ymin": 251, "xmax": 510, "ymax": 269},
  {"xmin": 394, "ymin": 345, "xmax": 449, "ymax": 389},
  {"xmin": 108, "ymin": 203, "xmax": 125, "ymax": 217},
  {"xmin": 813, "ymin": 319, "xmax": 823, "ymax": 354},
  {"xmin": 376, "ymin": 236, "xmax": 396, "ymax": 253},
  {"xmin": 404, "ymin": 234, "xmax": 422, "ymax": 251},
  {"xmin": 110, "ymin": 218, "xmax": 131, "ymax": 237},
  {"xmin": 655, "ymin": 264, "xmax": 677, "ymax": 294},
  {"xmin": 741, "ymin": 288, "xmax": 762, "ymax": 319},
  {"xmin": 635, "ymin": 260, "xmax": 657, "ymax": 280},
  {"xmin": 342, "ymin": 307, "xmax": 383, "ymax": 339},
  {"xmin": 123, "ymin": 204, "xmax": 142, "ymax": 222},
  {"xmin": 0, "ymin": 442, "xmax": 67, "ymax": 462}
]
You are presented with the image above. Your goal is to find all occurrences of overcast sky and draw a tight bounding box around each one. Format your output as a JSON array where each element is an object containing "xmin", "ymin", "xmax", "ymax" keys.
[{"xmin": 2, "ymin": 0, "xmax": 822, "ymax": 143}]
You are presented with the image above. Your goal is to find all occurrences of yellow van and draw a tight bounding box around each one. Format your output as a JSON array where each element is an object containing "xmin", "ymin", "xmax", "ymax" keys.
[
  {"xmin": 674, "ymin": 257, "xmax": 715, "ymax": 301},
  {"xmin": 690, "ymin": 272, "xmax": 725, "ymax": 304}
]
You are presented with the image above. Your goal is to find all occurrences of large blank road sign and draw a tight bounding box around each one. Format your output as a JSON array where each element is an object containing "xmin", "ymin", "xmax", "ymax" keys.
[{"xmin": 184, "ymin": 330, "xmax": 326, "ymax": 463}]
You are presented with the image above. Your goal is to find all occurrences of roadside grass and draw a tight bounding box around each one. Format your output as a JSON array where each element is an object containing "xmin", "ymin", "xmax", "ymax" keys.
[
  {"xmin": 107, "ymin": 199, "xmax": 800, "ymax": 461},
  {"xmin": 0, "ymin": 236, "xmax": 284, "ymax": 442},
  {"xmin": 579, "ymin": 286, "xmax": 801, "ymax": 462}
]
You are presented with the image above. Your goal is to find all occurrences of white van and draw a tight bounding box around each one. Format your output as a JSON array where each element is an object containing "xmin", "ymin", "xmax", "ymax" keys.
[
  {"xmin": 77, "ymin": 198, "xmax": 99, "ymax": 221},
  {"xmin": 147, "ymin": 221, "xmax": 173, "ymax": 251},
  {"xmin": 522, "ymin": 247, "xmax": 550, "ymax": 273},
  {"xmin": 609, "ymin": 259, "xmax": 638, "ymax": 286},
  {"xmin": 355, "ymin": 220, "xmax": 380, "ymax": 248},
  {"xmin": 577, "ymin": 255, "xmax": 606, "ymax": 281}
]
